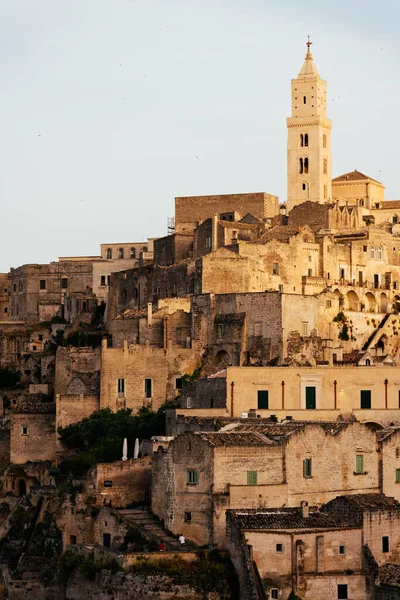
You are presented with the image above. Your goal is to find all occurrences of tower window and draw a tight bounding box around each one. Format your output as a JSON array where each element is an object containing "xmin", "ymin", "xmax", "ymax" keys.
[
  {"xmin": 119, "ymin": 248, "xmax": 124, "ymax": 259},
  {"xmin": 323, "ymin": 134, "xmax": 327, "ymax": 148},
  {"xmin": 304, "ymin": 158, "xmax": 309, "ymax": 174},
  {"xmin": 324, "ymin": 185, "xmax": 327, "ymax": 199},
  {"xmin": 303, "ymin": 96, "xmax": 306, "ymax": 104},
  {"xmin": 299, "ymin": 158, "xmax": 303, "ymax": 174},
  {"xmin": 300, "ymin": 134, "xmax": 303, "ymax": 147},
  {"xmin": 304, "ymin": 133, "xmax": 308, "ymax": 146},
  {"xmin": 106, "ymin": 248, "xmax": 112, "ymax": 259},
  {"xmin": 302, "ymin": 183, "xmax": 307, "ymax": 191},
  {"xmin": 323, "ymin": 158, "xmax": 328, "ymax": 174}
]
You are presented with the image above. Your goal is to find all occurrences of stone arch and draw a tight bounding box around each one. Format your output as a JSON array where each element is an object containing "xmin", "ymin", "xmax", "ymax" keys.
[
  {"xmin": 364, "ymin": 292, "xmax": 377, "ymax": 313},
  {"xmin": 361, "ymin": 421, "xmax": 384, "ymax": 432},
  {"xmin": 345, "ymin": 290, "xmax": 359, "ymax": 311},
  {"xmin": 380, "ymin": 292, "xmax": 389, "ymax": 313},
  {"xmin": 213, "ymin": 350, "xmax": 231, "ymax": 369}
]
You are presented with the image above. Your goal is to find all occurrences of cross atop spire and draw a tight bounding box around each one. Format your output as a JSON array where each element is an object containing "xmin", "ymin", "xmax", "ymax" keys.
[{"xmin": 306, "ymin": 35, "xmax": 313, "ymax": 59}]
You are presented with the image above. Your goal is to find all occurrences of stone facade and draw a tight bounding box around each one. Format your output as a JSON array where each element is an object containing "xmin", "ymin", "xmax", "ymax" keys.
[
  {"xmin": 0, "ymin": 273, "xmax": 10, "ymax": 322},
  {"xmin": 10, "ymin": 404, "xmax": 56, "ymax": 464},
  {"xmin": 95, "ymin": 458, "xmax": 151, "ymax": 507}
]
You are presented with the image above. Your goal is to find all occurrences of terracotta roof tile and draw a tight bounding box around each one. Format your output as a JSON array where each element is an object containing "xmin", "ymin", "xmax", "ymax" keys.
[
  {"xmin": 229, "ymin": 508, "xmax": 354, "ymax": 530},
  {"xmin": 332, "ymin": 170, "xmax": 382, "ymax": 184},
  {"xmin": 379, "ymin": 564, "xmax": 400, "ymax": 588},
  {"xmin": 196, "ymin": 431, "xmax": 275, "ymax": 447}
]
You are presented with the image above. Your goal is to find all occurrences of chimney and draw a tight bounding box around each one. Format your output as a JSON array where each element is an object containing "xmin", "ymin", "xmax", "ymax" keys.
[{"xmin": 300, "ymin": 500, "xmax": 309, "ymax": 519}]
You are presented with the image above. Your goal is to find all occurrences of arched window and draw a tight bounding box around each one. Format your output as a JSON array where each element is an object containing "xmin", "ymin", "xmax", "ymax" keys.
[
  {"xmin": 299, "ymin": 158, "xmax": 303, "ymax": 174},
  {"xmin": 300, "ymin": 134, "xmax": 304, "ymax": 147},
  {"xmin": 119, "ymin": 248, "xmax": 124, "ymax": 259},
  {"xmin": 106, "ymin": 248, "xmax": 112, "ymax": 259},
  {"xmin": 370, "ymin": 246, "xmax": 375, "ymax": 259},
  {"xmin": 302, "ymin": 183, "xmax": 307, "ymax": 191},
  {"xmin": 377, "ymin": 247, "xmax": 382, "ymax": 260},
  {"xmin": 130, "ymin": 248, "xmax": 136, "ymax": 258},
  {"xmin": 303, "ymin": 96, "xmax": 306, "ymax": 104},
  {"xmin": 304, "ymin": 133, "xmax": 308, "ymax": 147},
  {"xmin": 304, "ymin": 158, "xmax": 309, "ymax": 174}
]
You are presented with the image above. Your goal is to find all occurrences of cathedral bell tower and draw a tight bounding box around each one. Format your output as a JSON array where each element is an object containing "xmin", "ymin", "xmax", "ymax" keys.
[{"xmin": 286, "ymin": 39, "xmax": 332, "ymax": 213}]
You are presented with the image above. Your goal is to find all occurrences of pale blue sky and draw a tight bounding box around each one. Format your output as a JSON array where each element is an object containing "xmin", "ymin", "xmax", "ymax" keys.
[{"xmin": 1, "ymin": 0, "xmax": 399, "ymax": 272}]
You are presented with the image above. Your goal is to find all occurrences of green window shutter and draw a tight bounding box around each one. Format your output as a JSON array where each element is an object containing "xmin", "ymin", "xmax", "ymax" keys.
[
  {"xmin": 187, "ymin": 470, "xmax": 199, "ymax": 485},
  {"xmin": 360, "ymin": 390, "xmax": 371, "ymax": 409},
  {"xmin": 356, "ymin": 455, "xmax": 364, "ymax": 474},
  {"xmin": 303, "ymin": 458, "xmax": 312, "ymax": 478},
  {"xmin": 305, "ymin": 386, "xmax": 316, "ymax": 409},
  {"xmin": 247, "ymin": 471, "xmax": 258, "ymax": 485},
  {"xmin": 257, "ymin": 390, "xmax": 269, "ymax": 409},
  {"xmin": 396, "ymin": 469, "xmax": 400, "ymax": 483}
]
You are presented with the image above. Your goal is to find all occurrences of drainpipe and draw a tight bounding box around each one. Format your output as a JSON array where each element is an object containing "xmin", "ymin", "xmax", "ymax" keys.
[
  {"xmin": 164, "ymin": 317, "xmax": 168, "ymax": 350},
  {"xmin": 281, "ymin": 381, "xmax": 285, "ymax": 410},
  {"xmin": 385, "ymin": 379, "xmax": 388, "ymax": 409},
  {"xmin": 333, "ymin": 380, "xmax": 337, "ymax": 410},
  {"xmin": 230, "ymin": 381, "xmax": 235, "ymax": 417}
]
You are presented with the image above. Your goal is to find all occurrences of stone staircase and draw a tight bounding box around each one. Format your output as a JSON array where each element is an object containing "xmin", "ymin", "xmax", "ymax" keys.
[{"xmin": 116, "ymin": 508, "xmax": 195, "ymax": 551}]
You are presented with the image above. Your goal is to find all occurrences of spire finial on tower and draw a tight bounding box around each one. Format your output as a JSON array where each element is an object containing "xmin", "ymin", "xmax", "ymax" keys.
[{"xmin": 306, "ymin": 35, "xmax": 313, "ymax": 59}]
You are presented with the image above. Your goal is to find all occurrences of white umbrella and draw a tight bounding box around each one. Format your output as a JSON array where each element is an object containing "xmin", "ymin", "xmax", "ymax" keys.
[
  {"xmin": 133, "ymin": 438, "xmax": 139, "ymax": 459},
  {"xmin": 122, "ymin": 437, "xmax": 128, "ymax": 461}
]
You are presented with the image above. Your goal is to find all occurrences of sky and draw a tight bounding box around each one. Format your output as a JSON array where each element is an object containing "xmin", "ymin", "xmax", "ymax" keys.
[{"xmin": 0, "ymin": 0, "xmax": 399, "ymax": 272}]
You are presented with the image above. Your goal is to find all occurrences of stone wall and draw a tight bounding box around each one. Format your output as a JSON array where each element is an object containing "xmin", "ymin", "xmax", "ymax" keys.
[
  {"xmin": 54, "ymin": 346, "xmax": 101, "ymax": 396},
  {"xmin": 225, "ymin": 512, "xmax": 259, "ymax": 600},
  {"xmin": 56, "ymin": 394, "xmax": 100, "ymax": 454},
  {"xmin": 179, "ymin": 377, "xmax": 227, "ymax": 409},
  {"xmin": 95, "ymin": 458, "xmax": 151, "ymax": 507},
  {"xmin": 10, "ymin": 407, "xmax": 55, "ymax": 464}
]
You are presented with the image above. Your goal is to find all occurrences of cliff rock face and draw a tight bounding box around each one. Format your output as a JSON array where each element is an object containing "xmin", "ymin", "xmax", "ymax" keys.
[{"xmin": 66, "ymin": 571, "xmax": 227, "ymax": 600}]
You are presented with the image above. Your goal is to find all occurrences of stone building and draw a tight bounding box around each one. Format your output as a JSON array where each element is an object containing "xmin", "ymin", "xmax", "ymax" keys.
[
  {"xmin": 151, "ymin": 421, "xmax": 381, "ymax": 546},
  {"xmin": 0, "ymin": 273, "xmax": 10, "ymax": 322},
  {"xmin": 10, "ymin": 402, "xmax": 55, "ymax": 464},
  {"xmin": 227, "ymin": 493, "xmax": 400, "ymax": 600}
]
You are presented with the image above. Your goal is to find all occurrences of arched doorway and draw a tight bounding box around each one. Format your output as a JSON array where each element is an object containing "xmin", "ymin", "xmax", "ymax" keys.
[
  {"xmin": 345, "ymin": 290, "xmax": 359, "ymax": 311},
  {"xmin": 213, "ymin": 350, "xmax": 231, "ymax": 369},
  {"xmin": 364, "ymin": 292, "xmax": 377, "ymax": 313},
  {"xmin": 380, "ymin": 293, "xmax": 389, "ymax": 313},
  {"xmin": 18, "ymin": 479, "xmax": 27, "ymax": 496}
]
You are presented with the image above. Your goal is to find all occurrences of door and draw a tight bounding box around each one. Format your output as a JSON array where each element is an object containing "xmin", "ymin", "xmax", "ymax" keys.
[{"xmin": 305, "ymin": 386, "xmax": 316, "ymax": 409}]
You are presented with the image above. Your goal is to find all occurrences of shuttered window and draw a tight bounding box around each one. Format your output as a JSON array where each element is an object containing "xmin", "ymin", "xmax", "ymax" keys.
[
  {"xmin": 303, "ymin": 458, "xmax": 312, "ymax": 478},
  {"xmin": 258, "ymin": 390, "xmax": 269, "ymax": 409},
  {"xmin": 247, "ymin": 471, "xmax": 258, "ymax": 485},
  {"xmin": 355, "ymin": 455, "xmax": 364, "ymax": 474},
  {"xmin": 360, "ymin": 390, "xmax": 371, "ymax": 409}
]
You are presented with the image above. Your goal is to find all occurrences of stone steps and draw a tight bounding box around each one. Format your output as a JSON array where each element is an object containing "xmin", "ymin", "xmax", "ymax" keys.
[{"xmin": 116, "ymin": 508, "xmax": 194, "ymax": 551}]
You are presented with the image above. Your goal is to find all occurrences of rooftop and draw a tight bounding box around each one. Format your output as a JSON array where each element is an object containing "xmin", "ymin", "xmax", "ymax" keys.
[
  {"xmin": 229, "ymin": 508, "xmax": 355, "ymax": 531},
  {"xmin": 196, "ymin": 431, "xmax": 274, "ymax": 447},
  {"xmin": 332, "ymin": 170, "xmax": 382, "ymax": 185},
  {"xmin": 328, "ymin": 493, "xmax": 400, "ymax": 511},
  {"xmin": 379, "ymin": 564, "xmax": 400, "ymax": 588}
]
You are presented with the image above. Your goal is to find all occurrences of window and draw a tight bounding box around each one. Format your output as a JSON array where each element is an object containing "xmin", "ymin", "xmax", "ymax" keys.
[
  {"xmin": 396, "ymin": 469, "xmax": 400, "ymax": 483},
  {"xmin": 39, "ymin": 279, "xmax": 46, "ymax": 290},
  {"xmin": 258, "ymin": 390, "xmax": 269, "ymax": 409},
  {"xmin": 254, "ymin": 322, "xmax": 262, "ymax": 336},
  {"xmin": 247, "ymin": 471, "xmax": 258, "ymax": 485},
  {"xmin": 397, "ymin": 446, "xmax": 400, "ymax": 458},
  {"xmin": 323, "ymin": 134, "xmax": 327, "ymax": 148},
  {"xmin": 303, "ymin": 96, "xmax": 306, "ymax": 104},
  {"xmin": 300, "ymin": 133, "xmax": 308, "ymax": 147},
  {"xmin": 101, "ymin": 275, "xmax": 106, "ymax": 286},
  {"xmin": 363, "ymin": 245, "xmax": 367, "ymax": 252},
  {"xmin": 271, "ymin": 590, "xmax": 279, "ymax": 599},
  {"xmin": 377, "ymin": 247, "xmax": 382, "ymax": 260},
  {"xmin": 337, "ymin": 584, "xmax": 348, "ymax": 599},
  {"xmin": 205, "ymin": 236, "xmax": 211, "ymax": 249},
  {"xmin": 326, "ymin": 300, "xmax": 332, "ymax": 308},
  {"xmin": 304, "ymin": 133, "xmax": 308, "ymax": 147},
  {"xmin": 61, "ymin": 278, "xmax": 68, "ymax": 289},
  {"xmin": 272, "ymin": 263, "xmax": 279, "ymax": 275},
  {"xmin": 184, "ymin": 512, "xmax": 192, "ymax": 522},
  {"xmin": 107, "ymin": 248, "xmax": 112, "ymax": 259},
  {"xmin": 307, "ymin": 268, "xmax": 312, "ymax": 276},
  {"xmin": 340, "ymin": 268, "xmax": 345, "ymax": 279},
  {"xmin": 324, "ymin": 185, "xmax": 327, "ymax": 199},
  {"xmin": 339, "ymin": 545, "xmax": 346, "ymax": 555},
  {"xmin": 187, "ymin": 469, "xmax": 198, "ymax": 485},
  {"xmin": 302, "ymin": 183, "xmax": 307, "ymax": 191},
  {"xmin": 21, "ymin": 426, "xmax": 28, "ymax": 436},
  {"xmin": 70, "ymin": 535, "xmax": 77, "ymax": 545},
  {"xmin": 144, "ymin": 378, "xmax": 152, "ymax": 398},
  {"xmin": 355, "ymin": 455, "xmax": 364, "ymax": 474},
  {"xmin": 175, "ymin": 377, "xmax": 183, "ymax": 390},
  {"xmin": 300, "ymin": 134, "xmax": 304, "ymax": 147},
  {"xmin": 38, "ymin": 334, "xmax": 43, "ymax": 341},
  {"xmin": 303, "ymin": 458, "xmax": 312, "ymax": 478},
  {"xmin": 302, "ymin": 322, "xmax": 309, "ymax": 337},
  {"xmin": 299, "ymin": 158, "xmax": 303, "ymax": 174},
  {"xmin": 107, "ymin": 275, "xmax": 111, "ymax": 286},
  {"xmin": 360, "ymin": 390, "xmax": 371, "ymax": 409},
  {"xmin": 130, "ymin": 248, "xmax": 136, "ymax": 258},
  {"xmin": 187, "ymin": 397, "xmax": 192, "ymax": 408},
  {"xmin": 304, "ymin": 157, "xmax": 309, "ymax": 174},
  {"xmin": 119, "ymin": 248, "xmax": 124, "ymax": 259},
  {"xmin": 370, "ymin": 246, "xmax": 375, "ymax": 259},
  {"xmin": 217, "ymin": 324, "xmax": 224, "ymax": 339},
  {"xmin": 276, "ymin": 543, "xmax": 283, "ymax": 553},
  {"xmin": 103, "ymin": 533, "xmax": 111, "ymax": 548},
  {"xmin": 305, "ymin": 386, "xmax": 316, "ymax": 409},
  {"xmin": 117, "ymin": 378, "xmax": 125, "ymax": 396},
  {"xmin": 13, "ymin": 284, "xmax": 16, "ymax": 292},
  {"xmin": 394, "ymin": 216, "xmax": 399, "ymax": 225},
  {"xmin": 4, "ymin": 307, "xmax": 7, "ymax": 313},
  {"xmin": 382, "ymin": 536, "xmax": 390, "ymax": 553},
  {"xmin": 323, "ymin": 158, "xmax": 327, "ymax": 174}
]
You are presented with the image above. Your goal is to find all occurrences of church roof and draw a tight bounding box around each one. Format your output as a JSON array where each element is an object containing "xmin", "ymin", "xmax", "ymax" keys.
[
  {"xmin": 298, "ymin": 49, "xmax": 320, "ymax": 79},
  {"xmin": 332, "ymin": 170, "xmax": 382, "ymax": 185}
]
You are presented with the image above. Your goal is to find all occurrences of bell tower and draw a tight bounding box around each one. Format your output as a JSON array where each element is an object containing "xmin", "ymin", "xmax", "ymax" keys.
[{"xmin": 286, "ymin": 39, "xmax": 332, "ymax": 213}]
